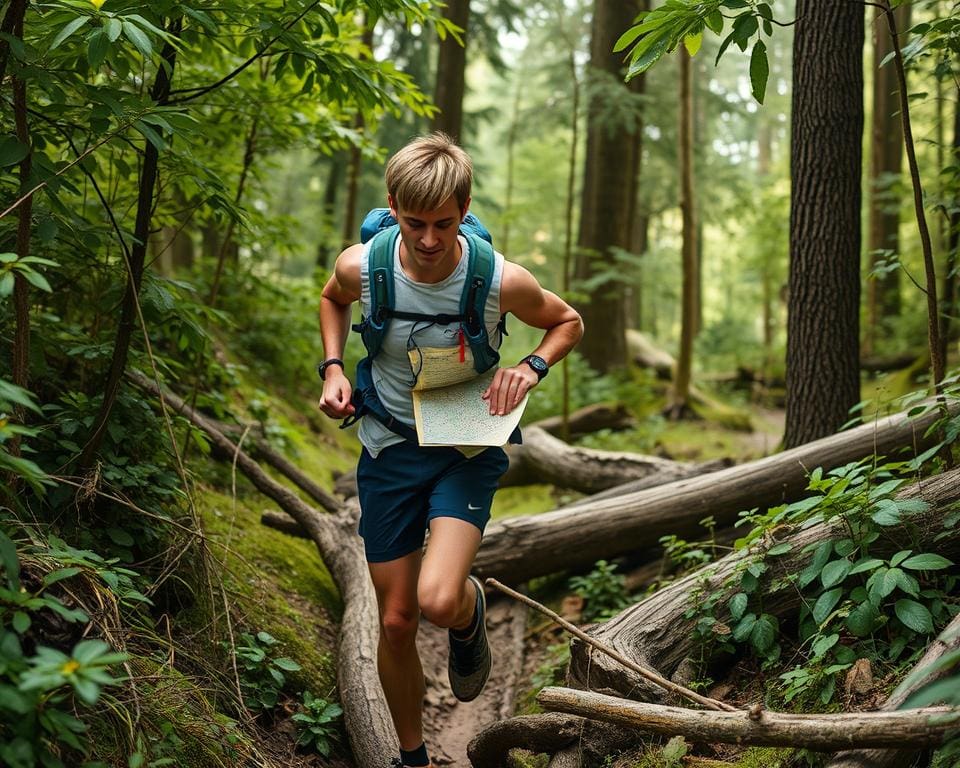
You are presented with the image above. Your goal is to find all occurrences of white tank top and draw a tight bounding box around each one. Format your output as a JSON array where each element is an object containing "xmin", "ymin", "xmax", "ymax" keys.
[{"xmin": 357, "ymin": 234, "xmax": 505, "ymax": 457}]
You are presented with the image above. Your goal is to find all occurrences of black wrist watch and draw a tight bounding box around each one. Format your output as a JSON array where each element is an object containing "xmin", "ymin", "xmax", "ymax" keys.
[
  {"xmin": 520, "ymin": 354, "xmax": 549, "ymax": 381},
  {"xmin": 317, "ymin": 358, "xmax": 344, "ymax": 381}
]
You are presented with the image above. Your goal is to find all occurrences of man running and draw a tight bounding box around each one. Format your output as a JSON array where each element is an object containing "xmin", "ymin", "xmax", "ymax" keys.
[{"xmin": 317, "ymin": 132, "xmax": 582, "ymax": 768}]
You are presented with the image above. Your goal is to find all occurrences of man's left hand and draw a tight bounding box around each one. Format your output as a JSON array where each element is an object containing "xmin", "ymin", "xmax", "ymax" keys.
[{"xmin": 482, "ymin": 364, "xmax": 539, "ymax": 416}]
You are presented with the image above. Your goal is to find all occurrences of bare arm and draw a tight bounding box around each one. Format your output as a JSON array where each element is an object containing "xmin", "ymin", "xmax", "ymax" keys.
[
  {"xmin": 318, "ymin": 244, "xmax": 363, "ymax": 419},
  {"xmin": 483, "ymin": 261, "xmax": 583, "ymax": 416}
]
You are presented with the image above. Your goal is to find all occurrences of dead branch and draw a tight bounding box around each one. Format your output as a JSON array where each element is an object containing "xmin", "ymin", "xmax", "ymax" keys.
[{"xmin": 537, "ymin": 687, "xmax": 960, "ymax": 750}]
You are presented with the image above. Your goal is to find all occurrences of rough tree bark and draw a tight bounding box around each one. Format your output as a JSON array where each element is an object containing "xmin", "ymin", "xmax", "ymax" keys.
[
  {"xmin": 865, "ymin": 3, "xmax": 910, "ymax": 353},
  {"xmin": 537, "ymin": 688, "xmax": 958, "ymax": 751},
  {"xmin": 129, "ymin": 374, "xmax": 397, "ymax": 766},
  {"xmin": 432, "ymin": 0, "xmax": 470, "ymax": 141},
  {"xmin": 475, "ymin": 403, "xmax": 949, "ymax": 584},
  {"xmin": 572, "ymin": 0, "xmax": 644, "ymax": 373},
  {"xmin": 565, "ymin": 466, "xmax": 960, "ymax": 701},
  {"xmin": 784, "ymin": 1, "xmax": 864, "ymax": 447}
]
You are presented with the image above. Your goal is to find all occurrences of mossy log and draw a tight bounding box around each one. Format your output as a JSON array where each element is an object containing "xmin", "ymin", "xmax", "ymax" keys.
[
  {"xmin": 827, "ymin": 612, "xmax": 960, "ymax": 768},
  {"xmin": 536, "ymin": 688, "xmax": 959, "ymax": 750},
  {"xmin": 129, "ymin": 372, "xmax": 397, "ymax": 766},
  {"xmin": 474, "ymin": 403, "xmax": 950, "ymax": 584},
  {"xmin": 565, "ymin": 465, "xmax": 960, "ymax": 702}
]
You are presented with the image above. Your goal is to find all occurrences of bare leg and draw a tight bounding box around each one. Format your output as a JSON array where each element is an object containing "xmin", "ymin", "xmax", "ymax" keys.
[
  {"xmin": 418, "ymin": 517, "xmax": 483, "ymax": 630},
  {"xmin": 368, "ymin": 550, "xmax": 426, "ymax": 753}
]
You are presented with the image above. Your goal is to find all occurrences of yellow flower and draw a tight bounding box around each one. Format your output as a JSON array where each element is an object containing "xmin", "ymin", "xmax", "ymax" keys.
[
  {"xmin": 90, "ymin": 0, "xmax": 106, "ymax": 9},
  {"xmin": 61, "ymin": 659, "xmax": 81, "ymax": 675}
]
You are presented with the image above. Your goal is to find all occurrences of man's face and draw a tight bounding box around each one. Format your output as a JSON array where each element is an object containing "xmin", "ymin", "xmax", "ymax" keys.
[{"xmin": 389, "ymin": 194, "xmax": 468, "ymax": 275}]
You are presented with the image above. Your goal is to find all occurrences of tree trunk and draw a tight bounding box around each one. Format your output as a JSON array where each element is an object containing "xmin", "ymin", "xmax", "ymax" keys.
[
  {"xmin": 572, "ymin": 0, "xmax": 645, "ymax": 373},
  {"xmin": 565, "ymin": 466, "xmax": 960, "ymax": 701},
  {"xmin": 79, "ymin": 19, "xmax": 182, "ymax": 469},
  {"xmin": 474, "ymin": 402, "xmax": 950, "ymax": 584},
  {"xmin": 827, "ymin": 613, "xmax": 960, "ymax": 768},
  {"xmin": 129, "ymin": 373, "xmax": 398, "ymax": 765},
  {"xmin": 432, "ymin": 0, "xmax": 470, "ymax": 142},
  {"xmin": 784, "ymin": 1, "xmax": 864, "ymax": 448},
  {"xmin": 342, "ymin": 19, "xmax": 375, "ymax": 246},
  {"xmin": 7, "ymin": 1, "xmax": 31, "ymax": 475},
  {"xmin": 537, "ymin": 688, "xmax": 957, "ymax": 751},
  {"xmin": 865, "ymin": 4, "xmax": 910, "ymax": 355},
  {"xmin": 670, "ymin": 48, "xmax": 696, "ymax": 417},
  {"xmin": 941, "ymin": 86, "xmax": 960, "ymax": 361},
  {"xmin": 316, "ymin": 154, "xmax": 343, "ymax": 268},
  {"xmin": 561, "ymin": 45, "xmax": 582, "ymax": 441}
]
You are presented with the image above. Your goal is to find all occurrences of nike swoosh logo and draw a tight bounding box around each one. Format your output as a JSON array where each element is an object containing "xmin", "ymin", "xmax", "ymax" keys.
[{"xmin": 468, "ymin": 504, "xmax": 482, "ymax": 511}]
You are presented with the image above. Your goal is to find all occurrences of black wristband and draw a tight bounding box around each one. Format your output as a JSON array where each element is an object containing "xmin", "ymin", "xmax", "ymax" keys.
[{"xmin": 317, "ymin": 358, "xmax": 344, "ymax": 381}]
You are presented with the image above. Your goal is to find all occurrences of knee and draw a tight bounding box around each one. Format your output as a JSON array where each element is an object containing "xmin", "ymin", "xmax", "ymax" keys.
[
  {"xmin": 380, "ymin": 606, "xmax": 418, "ymax": 650},
  {"xmin": 418, "ymin": 583, "xmax": 464, "ymax": 629}
]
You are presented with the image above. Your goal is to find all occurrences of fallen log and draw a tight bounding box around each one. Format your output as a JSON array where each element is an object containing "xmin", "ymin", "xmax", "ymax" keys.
[
  {"xmin": 466, "ymin": 714, "xmax": 584, "ymax": 768},
  {"xmin": 536, "ymin": 688, "xmax": 960, "ymax": 751},
  {"xmin": 474, "ymin": 402, "xmax": 950, "ymax": 584},
  {"xmin": 566, "ymin": 466, "xmax": 960, "ymax": 702},
  {"xmin": 129, "ymin": 372, "xmax": 397, "ymax": 766},
  {"xmin": 533, "ymin": 402, "xmax": 635, "ymax": 438},
  {"xmin": 499, "ymin": 425, "xmax": 727, "ymax": 492},
  {"xmin": 627, "ymin": 329, "xmax": 674, "ymax": 379},
  {"xmin": 827, "ymin": 613, "xmax": 960, "ymax": 768}
]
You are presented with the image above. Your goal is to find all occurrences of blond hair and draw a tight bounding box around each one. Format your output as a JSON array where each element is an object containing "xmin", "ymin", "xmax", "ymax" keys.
[{"xmin": 385, "ymin": 132, "xmax": 472, "ymax": 213}]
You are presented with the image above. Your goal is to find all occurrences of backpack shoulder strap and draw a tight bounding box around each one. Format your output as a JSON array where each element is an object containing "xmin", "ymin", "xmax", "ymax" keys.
[
  {"xmin": 361, "ymin": 225, "xmax": 400, "ymax": 359},
  {"xmin": 460, "ymin": 234, "xmax": 501, "ymax": 374}
]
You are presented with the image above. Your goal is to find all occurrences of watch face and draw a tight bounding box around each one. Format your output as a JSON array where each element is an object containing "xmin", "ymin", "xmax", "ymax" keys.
[{"xmin": 525, "ymin": 355, "xmax": 548, "ymax": 377}]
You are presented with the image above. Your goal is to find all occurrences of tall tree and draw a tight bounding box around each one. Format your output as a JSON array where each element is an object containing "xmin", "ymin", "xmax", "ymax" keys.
[
  {"xmin": 669, "ymin": 47, "xmax": 696, "ymax": 418},
  {"xmin": 784, "ymin": 1, "xmax": 864, "ymax": 448},
  {"xmin": 865, "ymin": 3, "xmax": 910, "ymax": 355},
  {"xmin": 432, "ymin": 0, "xmax": 470, "ymax": 141},
  {"xmin": 573, "ymin": 0, "xmax": 645, "ymax": 373}
]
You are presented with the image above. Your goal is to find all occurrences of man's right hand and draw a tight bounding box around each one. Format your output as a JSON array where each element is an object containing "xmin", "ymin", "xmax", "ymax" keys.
[{"xmin": 319, "ymin": 368, "xmax": 355, "ymax": 419}]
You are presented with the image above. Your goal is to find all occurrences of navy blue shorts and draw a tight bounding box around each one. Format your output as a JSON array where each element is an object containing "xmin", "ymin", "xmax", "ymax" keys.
[{"xmin": 356, "ymin": 442, "xmax": 510, "ymax": 563}]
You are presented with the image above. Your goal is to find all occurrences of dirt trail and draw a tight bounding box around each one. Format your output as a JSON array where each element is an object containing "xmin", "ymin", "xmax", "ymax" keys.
[{"xmin": 419, "ymin": 597, "xmax": 528, "ymax": 766}]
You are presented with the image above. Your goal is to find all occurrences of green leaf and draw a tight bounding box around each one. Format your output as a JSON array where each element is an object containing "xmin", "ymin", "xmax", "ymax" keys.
[
  {"xmin": 122, "ymin": 20, "xmax": 153, "ymax": 58},
  {"xmin": 272, "ymin": 657, "xmax": 301, "ymax": 672},
  {"xmin": 614, "ymin": 24, "xmax": 644, "ymax": 53},
  {"xmin": 87, "ymin": 28, "xmax": 109, "ymax": 68},
  {"xmin": 846, "ymin": 602, "xmax": 879, "ymax": 637},
  {"xmin": 881, "ymin": 567, "xmax": 903, "ymax": 599},
  {"xmin": 800, "ymin": 541, "xmax": 834, "ymax": 589},
  {"xmin": 767, "ymin": 542, "xmax": 792, "ymax": 556},
  {"xmin": 903, "ymin": 677, "xmax": 960, "ymax": 708},
  {"xmin": 12, "ymin": 611, "xmax": 30, "ymax": 634},
  {"xmin": 705, "ymin": 10, "xmax": 724, "ymax": 34},
  {"xmin": 849, "ymin": 558, "xmax": 884, "ymax": 575},
  {"xmin": 51, "ymin": 16, "xmax": 91, "ymax": 51},
  {"xmin": 811, "ymin": 633, "xmax": 839, "ymax": 658},
  {"xmin": 626, "ymin": 34, "xmax": 670, "ymax": 80},
  {"xmin": 821, "ymin": 559, "xmax": 852, "ymax": 589},
  {"xmin": 0, "ymin": 272, "xmax": 15, "ymax": 298},
  {"xmin": 0, "ymin": 529, "xmax": 20, "ymax": 591},
  {"xmin": 901, "ymin": 554, "xmax": 953, "ymax": 571},
  {"xmin": 19, "ymin": 269, "xmax": 52, "ymax": 293},
  {"xmin": 871, "ymin": 498, "xmax": 902, "ymax": 526},
  {"xmin": 894, "ymin": 599, "xmax": 933, "ymax": 634},
  {"xmin": 890, "ymin": 550, "xmax": 913, "ymax": 567},
  {"xmin": 729, "ymin": 592, "xmax": 748, "ymax": 621},
  {"xmin": 750, "ymin": 614, "xmax": 777, "ymax": 653},
  {"xmin": 749, "ymin": 40, "xmax": 768, "ymax": 103},
  {"xmin": 42, "ymin": 567, "xmax": 82, "ymax": 586},
  {"xmin": 812, "ymin": 588, "xmax": 843, "ymax": 626},
  {"xmin": 684, "ymin": 31, "xmax": 703, "ymax": 57},
  {"xmin": 733, "ymin": 613, "xmax": 757, "ymax": 642},
  {"xmin": 0, "ymin": 136, "xmax": 29, "ymax": 167},
  {"xmin": 105, "ymin": 18, "xmax": 122, "ymax": 42}
]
